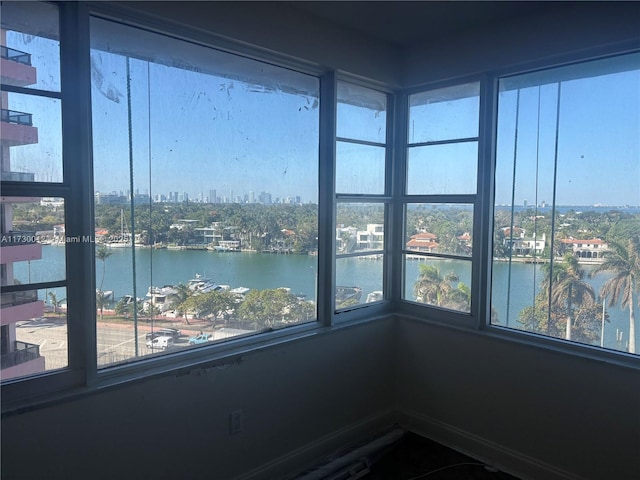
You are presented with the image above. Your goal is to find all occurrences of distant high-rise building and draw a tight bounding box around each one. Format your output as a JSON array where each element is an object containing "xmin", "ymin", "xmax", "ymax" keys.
[{"xmin": 209, "ymin": 189, "xmax": 216, "ymax": 204}]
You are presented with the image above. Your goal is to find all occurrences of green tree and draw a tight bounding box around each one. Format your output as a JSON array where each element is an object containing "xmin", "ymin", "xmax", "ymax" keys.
[
  {"xmin": 47, "ymin": 291, "xmax": 64, "ymax": 314},
  {"xmin": 591, "ymin": 238, "xmax": 639, "ymax": 353},
  {"xmin": 413, "ymin": 264, "xmax": 469, "ymax": 311},
  {"xmin": 542, "ymin": 254, "xmax": 595, "ymax": 340},
  {"xmin": 237, "ymin": 288, "xmax": 299, "ymax": 329},
  {"xmin": 167, "ymin": 283, "xmax": 193, "ymax": 325},
  {"xmin": 95, "ymin": 245, "xmax": 112, "ymax": 319}
]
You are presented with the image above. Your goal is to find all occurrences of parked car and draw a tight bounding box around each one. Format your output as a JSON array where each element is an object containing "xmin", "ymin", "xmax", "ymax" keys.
[
  {"xmin": 188, "ymin": 333, "xmax": 211, "ymax": 345},
  {"xmin": 145, "ymin": 328, "xmax": 181, "ymax": 341},
  {"xmin": 146, "ymin": 336, "xmax": 175, "ymax": 350}
]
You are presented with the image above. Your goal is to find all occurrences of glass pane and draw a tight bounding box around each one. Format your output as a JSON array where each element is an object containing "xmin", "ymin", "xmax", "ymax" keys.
[
  {"xmin": 406, "ymin": 142, "xmax": 477, "ymax": 194},
  {"xmin": 336, "ymin": 203, "xmax": 385, "ymax": 255},
  {"xmin": 91, "ymin": 18, "xmax": 319, "ymax": 367},
  {"xmin": 337, "ymin": 82, "xmax": 386, "ymax": 143},
  {"xmin": 408, "ymin": 82, "xmax": 479, "ymax": 143},
  {"xmin": 336, "ymin": 141, "xmax": 385, "ymax": 194},
  {"xmin": 404, "ymin": 256, "xmax": 471, "ymax": 313},
  {"xmin": 405, "ymin": 203, "xmax": 473, "ymax": 258},
  {"xmin": 0, "ymin": 1, "xmax": 61, "ymax": 92},
  {"xmin": 336, "ymin": 257, "xmax": 383, "ymax": 310},
  {"xmin": 1, "ymin": 93, "xmax": 63, "ymax": 182},
  {"xmin": 2, "ymin": 198, "xmax": 66, "ymax": 284},
  {"xmin": 492, "ymin": 52, "xmax": 640, "ymax": 355},
  {"xmin": 2, "ymin": 287, "xmax": 68, "ymax": 380}
]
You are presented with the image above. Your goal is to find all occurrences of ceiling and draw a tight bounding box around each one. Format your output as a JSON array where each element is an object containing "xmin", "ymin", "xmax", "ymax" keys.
[{"xmin": 288, "ymin": 1, "xmax": 553, "ymax": 48}]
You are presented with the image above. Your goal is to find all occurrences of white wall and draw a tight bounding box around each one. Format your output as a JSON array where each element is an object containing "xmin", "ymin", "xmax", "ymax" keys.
[
  {"xmin": 111, "ymin": 1, "xmax": 402, "ymax": 88},
  {"xmin": 1, "ymin": 320, "xmax": 396, "ymax": 480},
  {"xmin": 401, "ymin": 2, "xmax": 640, "ymax": 88},
  {"xmin": 395, "ymin": 318, "xmax": 640, "ymax": 480}
]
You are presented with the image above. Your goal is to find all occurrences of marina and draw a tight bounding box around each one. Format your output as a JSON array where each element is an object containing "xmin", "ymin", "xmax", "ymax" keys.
[{"xmin": 14, "ymin": 245, "xmax": 638, "ymax": 352}]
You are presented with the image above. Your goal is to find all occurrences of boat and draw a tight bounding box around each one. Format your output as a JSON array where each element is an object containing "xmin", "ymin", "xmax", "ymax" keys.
[
  {"xmin": 335, "ymin": 286, "xmax": 362, "ymax": 303},
  {"xmin": 365, "ymin": 291, "xmax": 383, "ymax": 303},
  {"xmin": 105, "ymin": 209, "xmax": 133, "ymax": 248},
  {"xmin": 96, "ymin": 289, "xmax": 114, "ymax": 300},
  {"xmin": 144, "ymin": 285, "xmax": 178, "ymax": 312},
  {"xmin": 229, "ymin": 286, "xmax": 251, "ymax": 302},
  {"xmin": 187, "ymin": 274, "xmax": 220, "ymax": 294},
  {"xmin": 213, "ymin": 240, "xmax": 241, "ymax": 252}
]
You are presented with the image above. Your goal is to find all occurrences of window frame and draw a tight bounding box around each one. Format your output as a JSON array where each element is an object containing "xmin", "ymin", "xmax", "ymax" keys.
[
  {"xmin": 483, "ymin": 45, "xmax": 640, "ymax": 360},
  {"xmin": 2, "ymin": 3, "xmax": 638, "ymax": 414},
  {"xmin": 332, "ymin": 76, "xmax": 395, "ymax": 322},
  {"xmin": 396, "ymin": 76, "xmax": 486, "ymax": 327}
]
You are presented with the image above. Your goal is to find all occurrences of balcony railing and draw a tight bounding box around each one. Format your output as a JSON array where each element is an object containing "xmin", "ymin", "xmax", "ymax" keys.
[
  {"xmin": 1, "ymin": 109, "xmax": 33, "ymax": 126},
  {"xmin": 1, "ymin": 290, "xmax": 38, "ymax": 308},
  {"xmin": 0, "ymin": 45, "xmax": 32, "ymax": 66},
  {"xmin": 0, "ymin": 171, "xmax": 36, "ymax": 182},
  {"xmin": 1, "ymin": 341, "xmax": 40, "ymax": 369},
  {"xmin": 1, "ymin": 230, "xmax": 38, "ymax": 246}
]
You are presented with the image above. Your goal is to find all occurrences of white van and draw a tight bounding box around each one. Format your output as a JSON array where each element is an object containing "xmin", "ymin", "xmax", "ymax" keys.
[{"xmin": 146, "ymin": 335, "xmax": 175, "ymax": 350}]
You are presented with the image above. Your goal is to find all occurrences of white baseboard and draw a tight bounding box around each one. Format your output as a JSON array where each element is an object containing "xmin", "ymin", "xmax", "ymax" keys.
[
  {"xmin": 232, "ymin": 409, "xmax": 398, "ymax": 480},
  {"xmin": 233, "ymin": 408, "xmax": 585, "ymax": 480},
  {"xmin": 396, "ymin": 408, "xmax": 584, "ymax": 480}
]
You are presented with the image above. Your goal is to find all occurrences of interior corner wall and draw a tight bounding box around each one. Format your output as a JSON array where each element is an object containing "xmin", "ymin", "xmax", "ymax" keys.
[
  {"xmin": 112, "ymin": 1, "xmax": 402, "ymax": 88},
  {"xmin": 1, "ymin": 319, "xmax": 396, "ymax": 480},
  {"xmin": 395, "ymin": 318, "xmax": 640, "ymax": 480},
  {"xmin": 401, "ymin": 2, "xmax": 640, "ymax": 88}
]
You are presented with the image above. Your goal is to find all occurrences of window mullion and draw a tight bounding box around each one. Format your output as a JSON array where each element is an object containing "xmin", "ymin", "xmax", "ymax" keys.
[
  {"xmin": 476, "ymin": 74, "xmax": 498, "ymax": 329},
  {"xmin": 60, "ymin": 2, "xmax": 96, "ymax": 385},
  {"xmin": 390, "ymin": 92, "xmax": 407, "ymax": 303},
  {"xmin": 319, "ymin": 71, "xmax": 337, "ymax": 326}
]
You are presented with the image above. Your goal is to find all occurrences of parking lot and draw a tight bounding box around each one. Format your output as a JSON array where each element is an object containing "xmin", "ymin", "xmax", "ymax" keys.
[
  {"xmin": 15, "ymin": 317, "xmax": 254, "ymax": 371},
  {"xmin": 15, "ymin": 317, "xmax": 211, "ymax": 370}
]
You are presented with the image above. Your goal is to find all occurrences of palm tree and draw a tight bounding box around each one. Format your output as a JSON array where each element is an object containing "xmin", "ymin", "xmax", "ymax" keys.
[
  {"xmin": 167, "ymin": 283, "xmax": 193, "ymax": 325},
  {"xmin": 413, "ymin": 264, "xmax": 464, "ymax": 310},
  {"xmin": 48, "ymin": 291, "xmax": 63, "ymax": 314},
  {"xmin": 591, "ymin": 239, "xmax": 639, "ymax": 353},
  {"xmin": 542, "ymin": 254, "xmax": 595, "ymax": 340},
  {"xmin": 95, "ymin": 245, "xmax": 112, "ymax": 319}
]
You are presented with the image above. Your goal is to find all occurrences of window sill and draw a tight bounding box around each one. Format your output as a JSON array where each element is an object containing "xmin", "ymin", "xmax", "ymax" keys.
[{"xmin": 2, "ymin": 311, "xmax": 394, "ymax": 417}]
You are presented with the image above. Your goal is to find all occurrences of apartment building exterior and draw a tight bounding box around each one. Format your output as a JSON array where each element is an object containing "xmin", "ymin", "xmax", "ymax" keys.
[{"xmin": 1, "ymin": 29, "xmax": 45, "ymax": 379}]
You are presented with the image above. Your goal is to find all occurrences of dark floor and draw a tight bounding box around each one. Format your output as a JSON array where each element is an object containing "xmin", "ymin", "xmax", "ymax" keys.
[{"xmin": 363, "ymin": 432, "xmax": 520, "ymax": 480}]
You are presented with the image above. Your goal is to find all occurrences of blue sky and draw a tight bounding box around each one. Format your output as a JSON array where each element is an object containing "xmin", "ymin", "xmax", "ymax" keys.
[{"xmin": 5, "ymin": 29, "xmax": 639, "ymax": 208}]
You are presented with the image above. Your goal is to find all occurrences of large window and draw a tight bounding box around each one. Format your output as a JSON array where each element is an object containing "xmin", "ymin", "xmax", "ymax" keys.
[
  {"xmin": 403, "ymin": 83, "xmax": 480, "ymax": 314},
  {"xmin": 90, "ymin": 18, "xmax": 319, "ymax": 367},
  {"xmin": 334, "ymin": 81, "xmax": 388, "ymax": 311},
  {"xmin": 492, "ymin": 52, "xmax": 640, "ymax": 355},
  {"xmin": 2, "ymin": 2, "xmax": 637, "ymax": 411}
]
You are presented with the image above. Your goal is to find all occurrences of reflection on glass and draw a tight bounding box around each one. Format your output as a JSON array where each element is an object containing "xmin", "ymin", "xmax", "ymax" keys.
[
  {"xmin": 337, "ymin": 82, "xmax": 386, "ymax": 143},
  {"xmin": 336, "ymin": 203, "xmax": 385, "ymax": 255},
  {"xmin": 405, "ymin": 203, "xmax": 473, "ymax": 258},
  {"xmin": 91, "ymin": 18, "xmax": 319, "ymax": 367},
  {"xmin": 492, "ymin": 52, "xmax": 640, "ymax": 355},
  {"xmin": 1, "ymin": 93, "xmax": 62, "ymax": 183},
  {"xmin": 408, "ymin": 82, "xmax": 479, "ymax": 143},
  {"xmin": 3, "ymin": 287, "xmax": 68, "ymax": 380},
  {"xmin": 0, "ymin": 1, "xmax": 61, "ymax": 92},
  {"xmin": 404, "ymin": 256, "xmax": 471, "ymax": 312},
  {"xmin": 336, "ymin": 142, "xmax": 385, "ymax": 194},
  {"xmin": 336, "ymin": 257, "xmax": 383, "ymax": 310},
  {"xmin": 406, "ymin": 142, "xmax": 477, "ymax": 195}
]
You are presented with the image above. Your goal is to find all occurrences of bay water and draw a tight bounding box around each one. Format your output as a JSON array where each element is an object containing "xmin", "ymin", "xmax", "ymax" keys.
[{"xmin": 14, "ymin": 245, "xmax": 635, "ymax": 352}]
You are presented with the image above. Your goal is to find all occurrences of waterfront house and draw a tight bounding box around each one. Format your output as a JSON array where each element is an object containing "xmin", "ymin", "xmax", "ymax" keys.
[{"xmin": 560, "ymin": 237, "xmax": 609, "ymax": 260}]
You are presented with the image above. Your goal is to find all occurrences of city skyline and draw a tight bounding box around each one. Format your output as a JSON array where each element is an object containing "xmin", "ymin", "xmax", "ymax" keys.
[{"xmin": 4, "ymin": 29, "xmax": 639, "ymax": 208}]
